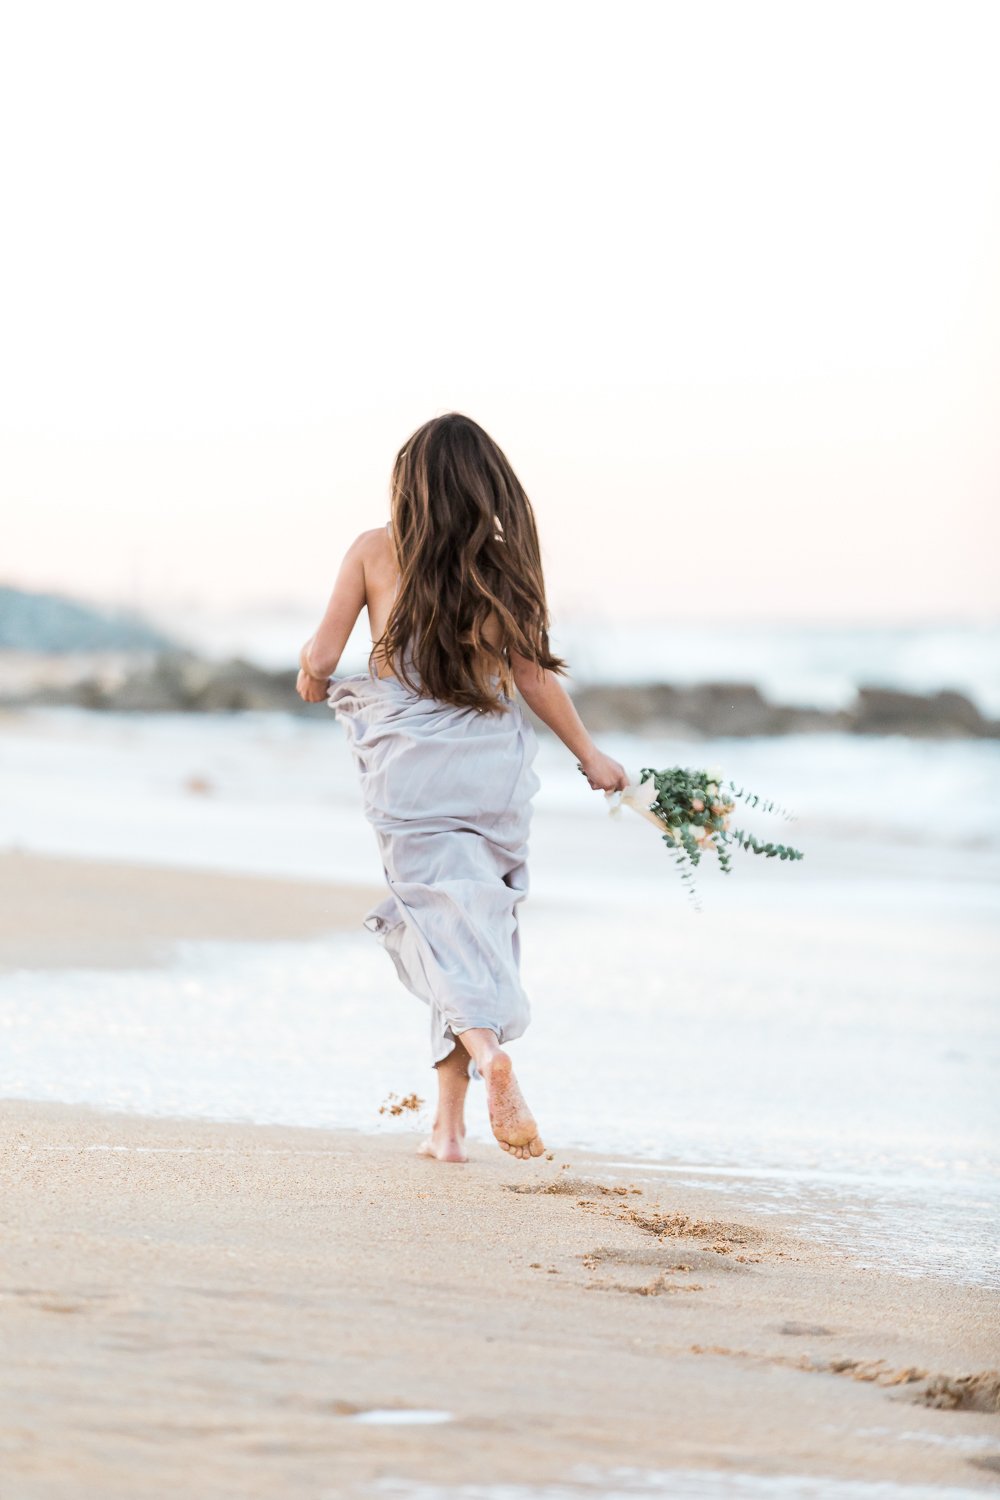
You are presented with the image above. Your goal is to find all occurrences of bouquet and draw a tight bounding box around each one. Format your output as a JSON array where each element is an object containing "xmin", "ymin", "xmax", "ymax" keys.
[{"xmin": 608, "ymin": 764, "xmax": 804, "ymax": 909}]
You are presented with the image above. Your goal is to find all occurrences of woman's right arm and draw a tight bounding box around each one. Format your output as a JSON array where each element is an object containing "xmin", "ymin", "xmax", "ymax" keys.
[
  {"xmin": 509, "ymin": 653, "xmax": 628, "ymax": 793},
  {"xmin": 296, "ymin": 532, "xmax": 370, "ymax": 701}
]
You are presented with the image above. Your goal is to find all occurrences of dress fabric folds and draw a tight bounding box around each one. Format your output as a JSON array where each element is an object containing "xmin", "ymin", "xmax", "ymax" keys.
[{"xmin": 327, "ymin": 668, "xmax": 541, "ymax": 1071}]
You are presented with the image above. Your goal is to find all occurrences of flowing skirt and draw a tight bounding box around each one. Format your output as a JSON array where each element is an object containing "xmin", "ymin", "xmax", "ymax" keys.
[{"xmin": 326, "ymin": 671, "xmax": 541, "ymax": 1072}]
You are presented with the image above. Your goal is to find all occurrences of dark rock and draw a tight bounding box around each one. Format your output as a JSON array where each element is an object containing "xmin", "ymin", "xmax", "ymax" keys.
[
  {"xmin": 186, "ymin": 658, "xmax": 299, "ymax": 713},
  {"xmin": 569, "ymin": 681, "xmax": 833, "ymax": 737},
  {"xmin": 572, "ymin": 683, "xmax": 735, "ymax": 733},
  {"xmin": 14, "ymin": 653, "xmax": 308, "ymax": 714},
  {"xmin": 105, "ymin": 654, "xmax": 303, "ymax": 713},
  {"xmin": 850, "ymin": 685, "xmax": 991, "ymax": 737},
  {"xmin": 770, "ymin": 705, "xmax": 855, "ymax": 734},
  {"xmin": 3, "ymin": 651, "xmax": 996, "ymax": 737},
  {"xmin": 565, "ymin": 679, "xmax": 997, "ymax": 739}
]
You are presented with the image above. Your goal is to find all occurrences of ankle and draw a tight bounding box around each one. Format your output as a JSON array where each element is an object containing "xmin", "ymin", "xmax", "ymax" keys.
[{"xmin": 456, "ymin": 1028, "xmax": 502, "ymax": 1074}]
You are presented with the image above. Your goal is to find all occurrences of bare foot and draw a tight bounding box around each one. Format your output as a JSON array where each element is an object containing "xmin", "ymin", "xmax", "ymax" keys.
[
  {"xmin": 482, "ymin": 1051, "xmax": 545, "ymax": 1160},
  {"xmin": 417, "ymin": 1127, "xmax": 468, "ymax": 1164}
]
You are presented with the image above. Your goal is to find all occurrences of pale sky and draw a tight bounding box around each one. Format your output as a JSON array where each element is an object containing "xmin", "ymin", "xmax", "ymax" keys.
[{"xmin": 2, "ymin": 0, "xmax": 998, "ymax": 625}]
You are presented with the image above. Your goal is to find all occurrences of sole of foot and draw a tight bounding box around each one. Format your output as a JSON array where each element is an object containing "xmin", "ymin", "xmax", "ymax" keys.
[
  {"xmin": 484, "ymin": 1051, "xmax": 545, "ymax": 1160},
  {"xmin": 417, "ymin": 1136, "xmax": 468, "ymax": 1164}
]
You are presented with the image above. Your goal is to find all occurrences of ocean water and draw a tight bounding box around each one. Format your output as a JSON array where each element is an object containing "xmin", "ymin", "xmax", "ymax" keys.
[
  {"xmin": 366, "ymin": 1473, "xmax": 999, "ymax": 1500},
  {"xmin": 2, "ymin": 705, "xmax": 998, "ymax": 890},
  {"xmin": 1, "ymin": 707, "xmax": 998, "ymax": 1289}
]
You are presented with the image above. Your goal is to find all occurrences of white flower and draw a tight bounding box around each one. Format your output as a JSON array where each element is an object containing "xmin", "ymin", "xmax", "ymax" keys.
[
  {"xmin": 706, "ymin": 765, "xmax": 723, "ymax": 783},
  {"xmin": 706, "ymin": 782, "xmax": 719, "ymax": 797}
]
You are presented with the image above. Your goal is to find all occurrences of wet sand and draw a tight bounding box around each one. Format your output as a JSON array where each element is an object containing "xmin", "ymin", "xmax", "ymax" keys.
[
  {"xmin": 2, "ymin": 1100, "xmax": 999, "ymax": 1498},
  {"xmin": 0, "ymin": 850, "xmax": 379, "ymax": 971},
  {"xmin": 1, "ymin": 852, "xmax": 998, "ymax": 1495}
]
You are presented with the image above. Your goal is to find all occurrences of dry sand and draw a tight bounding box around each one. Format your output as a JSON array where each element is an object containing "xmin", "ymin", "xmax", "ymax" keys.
[{"xmin": 2, "ymin": 853, "xmax": 999, "ymax": 1497}]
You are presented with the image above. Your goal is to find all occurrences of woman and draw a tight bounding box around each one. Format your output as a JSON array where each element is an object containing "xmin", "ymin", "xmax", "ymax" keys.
[{"xmin": 297, "ymin": 413, "xmax": 627, "ymax": 1163}]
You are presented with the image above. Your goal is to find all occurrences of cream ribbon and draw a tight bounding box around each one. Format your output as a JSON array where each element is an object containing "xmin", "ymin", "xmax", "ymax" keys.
[{"xmin": 605, "ymin": 773, "xmax": 665, "ymax": 831}]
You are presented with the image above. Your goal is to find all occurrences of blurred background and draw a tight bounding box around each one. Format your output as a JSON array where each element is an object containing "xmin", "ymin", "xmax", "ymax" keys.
[
  {"xmin": 3, "ymin": 1, "xmax": 998, "ymax": 658},
  {"xmin": 1, "ymin": 0, "xmax": 998, "ymax": 1283}
]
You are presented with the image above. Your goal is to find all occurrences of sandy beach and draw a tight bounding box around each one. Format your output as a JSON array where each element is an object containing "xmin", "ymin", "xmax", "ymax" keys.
[
  {"xmin": 0, "ymin": 850, "xmax": 381, "ymax": 972},
  {"xmin": 2, "ymin": 852, "xmax": 999, "ymax": 1497},
  {"xmin": 3, "ymin": 1101, "xmax": 999, "ymax": 1499}
]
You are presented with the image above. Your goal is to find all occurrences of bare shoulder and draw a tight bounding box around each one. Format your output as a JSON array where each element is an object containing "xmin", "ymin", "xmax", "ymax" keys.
[
  {"xmin": 339, "ymin": 526, "xmax": 390, "ymax": 571},
  {"xmin": 349, "ymin": 525, "xmax": 396, "ymax": 586},
  {"xmin": 346, "ymin": 526, "xmax": 390, "ymax": 557}
]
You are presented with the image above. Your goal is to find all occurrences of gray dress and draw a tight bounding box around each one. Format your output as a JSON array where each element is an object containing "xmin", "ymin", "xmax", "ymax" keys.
[{"xmin": 326, "ymin": 658, "xmax": 541, "ymax": 1074}]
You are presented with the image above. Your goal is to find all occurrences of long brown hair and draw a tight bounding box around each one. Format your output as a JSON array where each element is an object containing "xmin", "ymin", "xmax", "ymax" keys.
[{"xmin": 372, "ymin": 413, "xmax": 566, "ymax": 712}]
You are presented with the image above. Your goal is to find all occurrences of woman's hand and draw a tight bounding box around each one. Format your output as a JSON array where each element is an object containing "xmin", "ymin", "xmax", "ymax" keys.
[
  {"xmin": 296, "ymin": 641, "xmax": 331, "ymax": 703},
  {"xmin": 296, "ymin": 668, "xmax": 329, "ymax": 703},
  {"xmin": 577, "ymin": 747, "xmax": 629, "ymax": 792}
]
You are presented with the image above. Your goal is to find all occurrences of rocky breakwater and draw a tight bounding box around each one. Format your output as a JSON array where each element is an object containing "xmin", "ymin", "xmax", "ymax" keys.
[
  {"xmin": 1, "ymin": 651, "xmax": 997, "ymax": 738},
  {"xmin": 1, "ymin": 651, "xmax": 302, "ymax": 714},
  {"xmin": 560, "ymin": 680, "xmax": 999, "ymax": 739}
]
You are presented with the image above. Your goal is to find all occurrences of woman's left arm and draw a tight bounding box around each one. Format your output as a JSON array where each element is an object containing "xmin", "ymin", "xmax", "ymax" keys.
[{"xmin": 296, "ymin": 533, "xmax": 369, "ymax": 702}]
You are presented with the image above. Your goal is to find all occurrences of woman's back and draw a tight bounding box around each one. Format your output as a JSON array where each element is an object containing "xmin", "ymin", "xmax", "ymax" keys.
[{"xmin": 364, "ymin": 522, "xmax": 504, "ymax": 688}]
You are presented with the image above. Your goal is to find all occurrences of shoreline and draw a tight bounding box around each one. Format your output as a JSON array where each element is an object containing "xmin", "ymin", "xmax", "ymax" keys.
[
  {"xmin": 2, "ymin": 850, "xmax": 998, "ymax": 1492},
  {"xmin": 2, "ymin": 850, "xmax": 997, "ymax": 1298},
  {"xmin": 0, "ymin": 849, "xmax": 380, "ymax": 971},
  {"xmin": 3, "ymin": 1098, "xmax": 999, "ymax": 1497}
]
